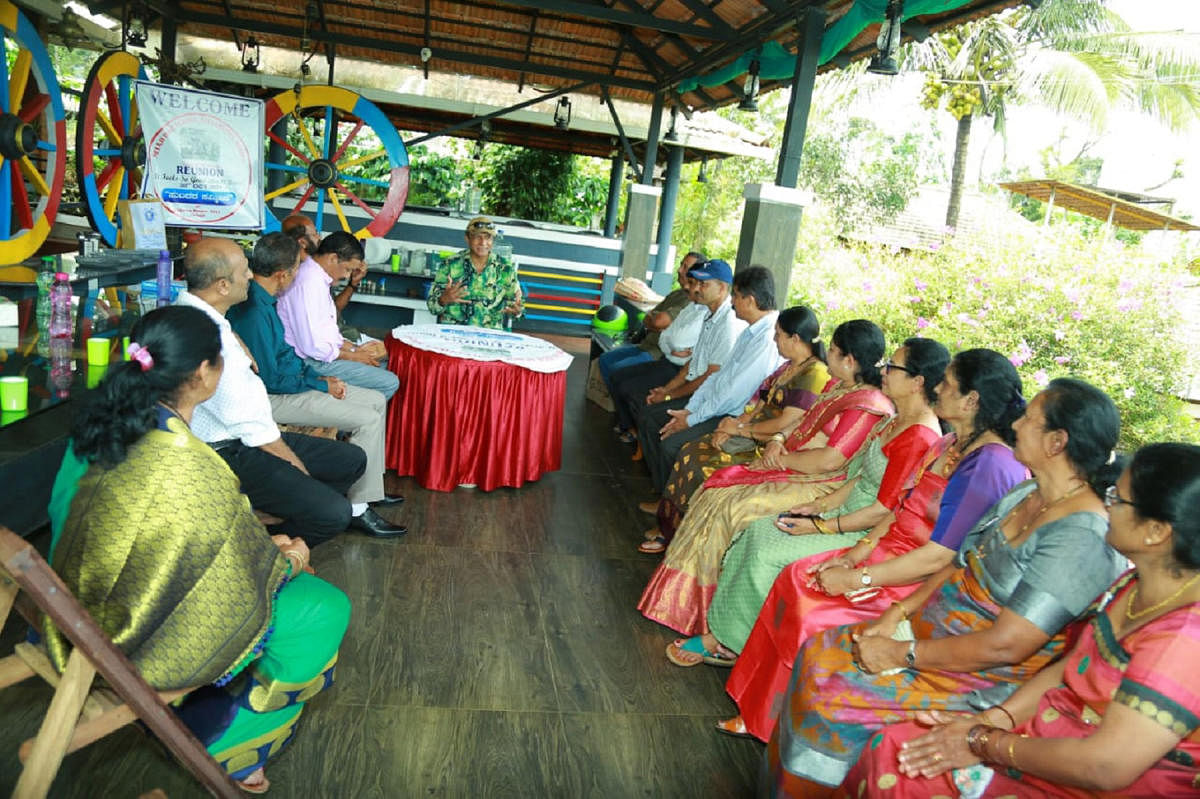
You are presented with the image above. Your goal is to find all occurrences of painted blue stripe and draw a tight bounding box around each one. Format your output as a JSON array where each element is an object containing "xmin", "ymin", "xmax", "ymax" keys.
[
  {"xmin": 95, "ymin": 148, "xmax": 122, "ymax": 157},
  {"xmin": 0, "ymin": 161, "xmax": 12, "ymax": 237},
  {"xmin": 322, "ymin": 106, "xmax": 333, "ymax": 160},
  {"xmin": 522, "ymin": 280, "xmax": 601, "ymax": 296},
  {"xmin": 16, "ymin": 11, "xmax": 65, "ymax": 122},
  {"xmin": 524, "ymin": 313, "xmax": 591, "ymax": 325},
  {"xmin": 315, "ymin": 188, "xmax": 326, "ymax": 231},
  {"xmin": 36, "ymin": 140, "xmax": 55, "ymax": 151},
  {"xmin": 0, "ymin": 30, "xmax": 9, "ymax": 115},
  {"xmin": 266, "ymin": 161, "xmax": 307, "ymax": 174}
]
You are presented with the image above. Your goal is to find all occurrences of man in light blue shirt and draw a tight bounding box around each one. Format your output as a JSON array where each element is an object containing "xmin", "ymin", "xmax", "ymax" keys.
[{"xmin": 637, "ymin": 264, "xmax": 782, "ymax": 493}]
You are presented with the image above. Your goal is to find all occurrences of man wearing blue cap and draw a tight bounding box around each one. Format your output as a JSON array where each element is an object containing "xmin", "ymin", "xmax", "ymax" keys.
[{"xmin": 635, "ymin": 263, "xmax": 782, "ymax": 499}]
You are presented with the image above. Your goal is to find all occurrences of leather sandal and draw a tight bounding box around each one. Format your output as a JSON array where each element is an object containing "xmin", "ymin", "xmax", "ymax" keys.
[
  {"xmin": 714, "ymin": 715, "xmax": 754, "ymax": 739},
  {"xmin": 666, "ymin": 636, "xmax": 737, "ymax": 668},
  {"xmin": 638, "ymin": 535, "xmax": 667, "ymax": 554},
  {"xmin": 237, "ymin": 770, "xmax": 270, "ymax": 794}
]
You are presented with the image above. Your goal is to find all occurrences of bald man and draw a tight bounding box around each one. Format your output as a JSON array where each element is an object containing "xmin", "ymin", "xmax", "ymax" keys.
[{"xmin": 178, "ymin": 238, "xmax": 403, "ymax": 543}]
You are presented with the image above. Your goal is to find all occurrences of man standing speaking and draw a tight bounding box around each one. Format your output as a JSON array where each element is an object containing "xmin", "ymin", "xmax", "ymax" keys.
[{"xmin": 427, "ymin": 216, "xmax": 524, "ymax": 329}]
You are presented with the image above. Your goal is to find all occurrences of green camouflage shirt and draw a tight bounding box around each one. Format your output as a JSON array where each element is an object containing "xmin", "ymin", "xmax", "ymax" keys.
[{"xmin": 426, "ymin": 249, "xmax": 522, "ymax": 329}]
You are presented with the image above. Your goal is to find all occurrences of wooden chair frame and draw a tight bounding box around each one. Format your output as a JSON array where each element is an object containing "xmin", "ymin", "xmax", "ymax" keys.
[{"xmin": 0, "ymin": 526, "xmax": 242, "ymax": 798}]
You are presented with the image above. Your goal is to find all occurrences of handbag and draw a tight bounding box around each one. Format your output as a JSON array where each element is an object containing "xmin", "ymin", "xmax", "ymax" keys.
[{"xmin": 719, "ymin": 435, "xmax": 758, "ymax": 455}]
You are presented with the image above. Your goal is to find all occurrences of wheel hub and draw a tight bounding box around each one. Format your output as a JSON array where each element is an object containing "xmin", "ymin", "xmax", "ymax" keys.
[
  {"xmin": 0, "ymin": 114, "xmax": 37, "ymax": 160},
  {"xmin": 120, "ymin": 133, "xmax": 147, "ymax": 168},
  {"xmin": 308, "ymin": 158, "xmax": 338, "ymax": 188}
]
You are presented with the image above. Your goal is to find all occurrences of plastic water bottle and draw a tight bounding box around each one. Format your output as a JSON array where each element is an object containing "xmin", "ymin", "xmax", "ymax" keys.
[
  {"xmin": 35, "ymin": 256, "xmax": 54, "ymax": 355},
  {"xmin": 49, "ymin": 272, "xmax": 73, "ymax": 393},
  {"xmin": 156, "ymin": 250, "xmax": 172, "ymax": 307}
]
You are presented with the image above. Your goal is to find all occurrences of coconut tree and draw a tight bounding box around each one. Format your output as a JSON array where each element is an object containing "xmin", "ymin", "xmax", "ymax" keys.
[{"xmin": 910, "ymin": 0, "xmax": 1200, "ymax": 229}]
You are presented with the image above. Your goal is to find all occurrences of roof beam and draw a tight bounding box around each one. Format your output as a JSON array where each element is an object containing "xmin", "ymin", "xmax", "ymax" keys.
[
  {"xmin": 485, "ymin": 0, "xmax": 733, "ymax": 40},
  {"xmin": 404, "ymin": 81, "xmax": 591, "ymax": 146},
  {"xmin": 169, "ymin": 9, "xmax": 659, "ymax": 90}
]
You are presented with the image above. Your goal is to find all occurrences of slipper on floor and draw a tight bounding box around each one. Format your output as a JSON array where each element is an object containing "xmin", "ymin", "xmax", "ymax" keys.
[
  {"xmin": 237, "ymin": 773, "xmax": 271, "ymax": 794},
  {"xmin": 638, "ymin": 536, "xmax": 667, "ymax": 554},
  {"xmin": 665, "ymin": 636, "xmax": 738, "ymax": 668},
  {"xmin": 714, "ymin": 715, "xmax": 754, "ymax": 739}
]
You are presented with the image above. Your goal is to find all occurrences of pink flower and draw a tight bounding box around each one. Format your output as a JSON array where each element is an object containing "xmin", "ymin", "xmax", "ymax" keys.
[
  {"xmin": 1033, "ymin": 369, "xmax": 1050, "ymax": 387},
  {"xmin": 1071, "ymin": 310, "xmax": 1083, "ymax": 321},
  {"xmin": 916, "ymin": 316, "xmax": 930, "ymax": 330},
  {"xmin": 907, "ymin": 295, "xmax": 921, "ymax": 304},
  {"xmin": 1115, "ymin": 297, "xmax": 1142, "ymax": 313},
  {"xmin": 1010, "ymin": 341, "xmax": 1034, "ymax": 367},
  {"xmin": 914, "ymin": 278, "xmax": 928, "ymax": 292},
  {"xmin": 1118, "ymin": 279, "xmax": 1134, "ymax": 295},
  {"xmin": 1063, "ymin": 287, "xmax": 1082, "ymax": 305},
  {"xmin": 1054, "ymin": 355, "xmax": 1071, "ymax": 365}
]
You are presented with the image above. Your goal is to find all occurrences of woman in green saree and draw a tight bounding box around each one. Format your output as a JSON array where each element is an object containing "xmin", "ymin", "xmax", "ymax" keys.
[{"xmin": 45, "ymin": 306, "xmax": 350, "ymax": 794}]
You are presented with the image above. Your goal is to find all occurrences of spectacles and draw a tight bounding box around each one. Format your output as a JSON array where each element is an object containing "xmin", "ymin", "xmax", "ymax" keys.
[
  {"xmin": 880, "ymin": 360, "xmax": 917, "ymax": 376},
  {"xmin": 1104, "ymin": 485, "xmax": 1136, "ymax": 510}
]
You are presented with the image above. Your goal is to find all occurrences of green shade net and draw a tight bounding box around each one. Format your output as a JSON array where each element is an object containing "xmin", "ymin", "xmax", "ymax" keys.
[{"xmin": 677, "ymin": 0, "xmax": 973, "ymax": 94}]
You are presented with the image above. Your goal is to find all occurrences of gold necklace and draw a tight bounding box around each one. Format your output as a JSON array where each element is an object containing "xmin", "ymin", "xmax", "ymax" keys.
[
  {"xmin": 1125, "ymin": 572, "xmax": 1200, "ymax": 621},
  {"xmin": 1014, "ymin": 483, "xmax": 1087, "ymax": 539}
]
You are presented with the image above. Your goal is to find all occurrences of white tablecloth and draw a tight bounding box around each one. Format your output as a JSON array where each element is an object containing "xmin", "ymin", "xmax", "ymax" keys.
[{"xmin": 390, "ymin": 324, "xmax": 573, "ymax": 374}]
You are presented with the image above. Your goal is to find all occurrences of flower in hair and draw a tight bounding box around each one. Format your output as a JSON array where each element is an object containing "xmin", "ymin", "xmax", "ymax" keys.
[{"xmin": 127, "ymin": 342, "xmax": 154, "ymax": 372}]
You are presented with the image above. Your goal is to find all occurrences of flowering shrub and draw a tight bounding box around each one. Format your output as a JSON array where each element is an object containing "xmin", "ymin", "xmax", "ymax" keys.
[{"xmin": 788, "ymin": 216, "xmax": 1200, "ymax": 450}]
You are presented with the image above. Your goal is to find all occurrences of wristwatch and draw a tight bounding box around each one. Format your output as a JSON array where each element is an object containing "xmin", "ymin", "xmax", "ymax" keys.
[
  {"xmin": 905, "ymin": 640, "xmax": 917, "ymax": 668},
  {"xmin": 860, "ymin": 567, "xmax": 872, "ymax": 586},
  {"xmin": 664, "ymin": 394, "xmax": 672, "ymax": 401}
]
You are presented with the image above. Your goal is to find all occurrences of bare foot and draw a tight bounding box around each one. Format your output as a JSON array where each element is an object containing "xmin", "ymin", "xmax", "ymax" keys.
[{"xmin": 237, "ymin": 767, "xmax": 270, "ymax": 794}]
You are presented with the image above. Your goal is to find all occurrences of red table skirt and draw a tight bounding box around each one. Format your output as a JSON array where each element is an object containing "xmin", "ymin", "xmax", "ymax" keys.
[{"xmin": 385, "ymin": 337, "xmax": 566, "ymax": 492}]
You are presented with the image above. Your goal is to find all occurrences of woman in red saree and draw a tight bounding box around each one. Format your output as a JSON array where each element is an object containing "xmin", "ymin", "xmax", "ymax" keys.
[
  {"xmin": 637, "ymin": 320, "xmax": 892, "ymax": 637},
  {"xmin": 725, "ymin": 349, "xmax": 1029, "ymax": 741},
  {"xmin": 843, "ymin": 442, "xmax": 1200, "ymax": 798}
]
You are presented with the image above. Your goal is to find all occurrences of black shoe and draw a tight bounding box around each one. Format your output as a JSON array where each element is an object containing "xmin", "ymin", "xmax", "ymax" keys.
[
  {"xmin": 373, "ymin": 494, "xmax": 405, "ymax": 507},
  {"xmin": 349, "ymin": 508, "xmax": 407, "ymax": 538}
]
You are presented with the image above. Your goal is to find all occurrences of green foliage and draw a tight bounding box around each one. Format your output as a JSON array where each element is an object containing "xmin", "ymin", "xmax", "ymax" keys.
[
  {"xmin": 788, "ymin": 217, "xmax": 1199, "ymax": 450},
  {"xmin": 478, "ymin": 145, "xmax": 574, "ymax": 220},
  {"xmin": 405, "ymin": 144, "xmax": 463, "ymax": 208}
]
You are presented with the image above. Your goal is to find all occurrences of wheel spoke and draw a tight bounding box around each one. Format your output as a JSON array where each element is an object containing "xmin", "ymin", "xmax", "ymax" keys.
[
  {"xmin": 35, "ymin": 139, "xmax": 55, "ymax": 152},
  {"xmin": 315, "ymin": 188, "xmax": 326, "ymax": 231},
  {"xmin": 118, "ymin": 75, "xmax": 134, "ymax": 133},
  {"xmin": 96, "ymin": 160, "xmax": 118, "ymax": 192},
  {"xmin": 12, "ymin": 164, "xmax": 32, "ymax": 228},
  {"xmin": 125, "ymin": 165, "xmax": 140, "ymax": 198},
  {"xmin": 105, "ymin": 81, "xmax": 125, "ymax": 138},
  {"xmin": 296, "ymin": 117, "xmax": 322, "ymax": 160},
  {"xmin": 337, "ymin": 173, "xmax": 390, "ymax": 189},
  {"xmin": 331, "ymin": 119, "xmax": 363, "ymax": 163},
  {"xmin": 338, "ymin": 149, "xmax": 386, "ymax": 169},
  {"xmin": 17, "ymin": 155, "xmax": 48, "ymax": 196},
  {"xmin": 289, "ymin": 183, "xmax": 316, "ymax": 216},
  {"xmin": 9, "ymin": 48, "xmax": 31, "ymax": 113},
  {"xmin": 103, "ymin": 166, "xmax": 126, "ymax": 219},
  {"xmin": 265, "ymin": 161, "xmax": 308, "ymax": 175},
  {"xmin": 326, "ymin": 187, "xmax": 351, "ymax": 232},
  {"xmin": 322, "ymin": 107, "xmax": 334, "ymax": 160},
  {"xmin": 267, "ymin": 128, "xmax": 311, "ymax": 164},
  {"xmin": 334, "ymin": 181, "xmax": 378, "ymax": 219},
  {"xmin": 94, "ymin": 148, "xmax": 122, "ymax": 157},
  {"xmin": 0, "ymin": 161, "xmax": 12, "ymax": 237},
  {"xmin": 17, "ymin": 92, "xmax": 48, "ymax": 123},
  {"xmin": 265, "ymin": 175, "xmax": 309, "ymax": 201},
  {"xmin": 96, "ymin": 108, "xmax": 122, "ymax": 146}
]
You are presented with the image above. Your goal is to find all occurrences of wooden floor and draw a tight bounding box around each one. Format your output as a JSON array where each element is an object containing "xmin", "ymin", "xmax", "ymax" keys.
[{"xmin": 0, "ymin": 335, "xmax": 764, "ymax": 797}]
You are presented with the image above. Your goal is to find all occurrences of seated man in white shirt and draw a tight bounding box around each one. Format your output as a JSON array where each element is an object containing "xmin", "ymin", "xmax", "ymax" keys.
[
  {"xmin": 275, "ymin": 231, "xmax": 400, "ymax": 399},
  {"xmin": 637, "ymin": 264, "xmax": 783, "ymax": 495},
  {"xmin": 178, "ymin": 237, "xmax": 403, "ymax": 543}
]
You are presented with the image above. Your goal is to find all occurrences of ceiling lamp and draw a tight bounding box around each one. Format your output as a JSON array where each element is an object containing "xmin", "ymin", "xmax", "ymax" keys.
[
  {"xmin": 738, "ymin": 59, "xmax": 760, "ymax": 112},
  {"xmin": 697, "ymin": 156, "xmax": 709, "ymax": 184},
  {"xmin": 867, "ymin": 0, "xmax": 904, "ymax": 76},
  {"xmin": 554, "ymin": 97, "xmax": 572, "ymax": 130},
  {"xmin": 664, "ymin": 107, "xmax": 679, "ymax": 142},
  {"xmin": 241, "ymin": 36, "xmax": 261, "ymax": 73}
]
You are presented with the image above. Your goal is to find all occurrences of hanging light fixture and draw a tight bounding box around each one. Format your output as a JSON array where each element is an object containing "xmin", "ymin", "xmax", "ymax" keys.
[
  {"xmin": 664, "ymin": 106, "xmax": 679, "ymax": 142},
  {"xmin": 738, "ymin": 59, "xmax": 760, "ymax": 112},
  {"xmin": 554, "ymin": 97, "xmax": 572, "ymax": 130},
  {"xmin": 697, "ymin": 155, "xmax": 709, "ymax": 184},
  {"xmin": 867, "ymin": 0, "xmax": 904, "ymax": 75},
  {"xmin": 241, "ymin": 36, "xmax": 261, "ymax": 73}
]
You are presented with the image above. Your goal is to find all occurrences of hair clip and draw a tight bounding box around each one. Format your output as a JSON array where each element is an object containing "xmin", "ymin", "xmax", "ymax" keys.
[{"xmin": 127, "ymin": 342, "xmax": 154, "ymax": 372}]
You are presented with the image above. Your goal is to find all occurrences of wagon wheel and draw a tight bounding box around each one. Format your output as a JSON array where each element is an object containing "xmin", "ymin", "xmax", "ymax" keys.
[
  {"xmin": 0, "ymin": 0, "xmax": 66, "ymax": 264},
  {"xmin": 263, "ymin": 84, "xmax": 409, "ymax": 239},
  {"xmin": 75, "ymin": 50, "xmax": 148, "ymax": 247}
]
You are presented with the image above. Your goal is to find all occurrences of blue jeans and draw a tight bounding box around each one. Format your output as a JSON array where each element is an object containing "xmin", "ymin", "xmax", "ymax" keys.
[
  {"xmin": 597, "ymin": 345, "xmax": 655, "ymax": 392},
  {"xmin": 305, "ymin": 357, "xmax": 400, "ymax": 400}
]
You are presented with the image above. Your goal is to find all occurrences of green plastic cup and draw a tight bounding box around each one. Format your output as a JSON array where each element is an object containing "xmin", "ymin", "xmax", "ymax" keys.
[
  {"xmin": 0, "ymin": 375, "xmax": 28, "ymax": 411},
  {"xmin": 123, "ymin": 336, "xmax": 131, "ymax": 361},
  {"xmin": 87, "ymin": 336, "xmax": 111, "ymax": 366},
  {"xmin": 1, "ymin": 409, "xmax": 28, "ymax": 426},
  {"xmin": 86, "ymin": 364, "xmax": 107, "ymax": 389}
]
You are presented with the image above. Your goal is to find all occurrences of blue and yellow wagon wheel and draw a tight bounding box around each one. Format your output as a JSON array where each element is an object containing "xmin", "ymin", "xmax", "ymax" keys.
[
  {"xmin": 75, "ymin": 50, "xmax": 148, "ymax": 247},
  {"xmin": 0, "ymin": 0, "xmax": 66, "ymax": 264},
  {"xmin": 263, "ymin": 84, "xmax": 409, "ymax": 239}
]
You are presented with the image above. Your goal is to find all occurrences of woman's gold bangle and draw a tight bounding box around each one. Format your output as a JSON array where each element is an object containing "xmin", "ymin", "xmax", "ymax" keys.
[
  {"xmin": 890, "ymin": 601, "xmax": 907, "ymax": 620},
  {"xmin": 812, "ymin": 517, "xmax": 831, "ymax": 534},
  {"xmin": 1006, "ymin": 733, "xmax": 1021, "ymax": 769},
  {"xmin": 771, "ymin": 432, "xmax": 786, "ymax": 443}
]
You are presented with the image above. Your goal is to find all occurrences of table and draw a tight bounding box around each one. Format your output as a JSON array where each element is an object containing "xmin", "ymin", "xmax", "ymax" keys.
[{"xmin": 384, "ymin": 325, "xmax": 572, "ymax": 492}]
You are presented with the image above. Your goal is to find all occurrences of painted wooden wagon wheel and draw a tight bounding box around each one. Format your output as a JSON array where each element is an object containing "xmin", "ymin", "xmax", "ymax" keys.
[
  {"xmin": 263, "ymin": 84, "xmax": 409, "ymax": 239},
  {"xmin": 75, "ymin": 50, "xmax": 148, "ymax": 246},
  {"xmin": 0, "ymin": 0, "xmax": 66, "ymax": 264}
]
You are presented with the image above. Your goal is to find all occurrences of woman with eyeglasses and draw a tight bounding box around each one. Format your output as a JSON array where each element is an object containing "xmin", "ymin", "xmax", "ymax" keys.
[
  {"xmin": 664, "ymin": 338, "xmax": 947, "ymax": 665},
  {"xmin": 840, "ymin": 442, "xmax": 1200, "ymax": 798},
  {"xmin": 637, "ymin": 320, "xmax": 893, "ymax": 636},
  {"xmin": 720, "ymin": 349, "xmax": 1029, "ymax": 740},
  {"xmin": 761, "ymin": 377, "xmax": 1129, "ymax": 797}
]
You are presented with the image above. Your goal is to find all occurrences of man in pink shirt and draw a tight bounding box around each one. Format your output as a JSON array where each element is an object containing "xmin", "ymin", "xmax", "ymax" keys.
[{"xmin": 276, "ymin": 231, "xmax": 400, "ymax": 399}]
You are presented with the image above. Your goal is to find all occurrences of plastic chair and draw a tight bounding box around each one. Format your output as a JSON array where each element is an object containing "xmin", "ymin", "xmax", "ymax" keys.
[{"xmin": 0, "ymin": 526, "xmax": 241, "ymax": 799}]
